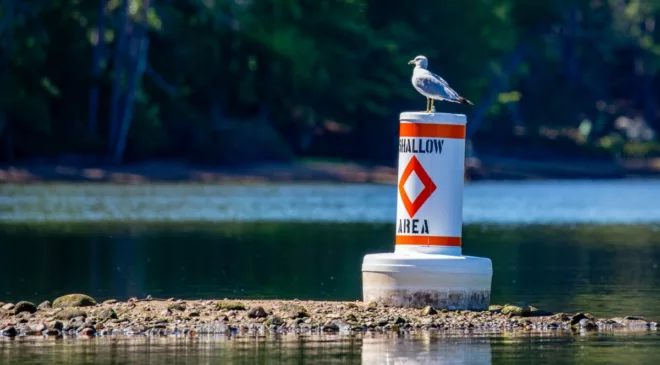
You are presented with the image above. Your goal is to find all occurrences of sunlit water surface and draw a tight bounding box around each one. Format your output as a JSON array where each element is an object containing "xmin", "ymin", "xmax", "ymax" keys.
[
  {"xmin": 2, "ymin": 180, "xmax": 660, "ymax": 364},
  {"xmin": 2, "ymin": 179, "xmax": 660, "ymax": 223}
]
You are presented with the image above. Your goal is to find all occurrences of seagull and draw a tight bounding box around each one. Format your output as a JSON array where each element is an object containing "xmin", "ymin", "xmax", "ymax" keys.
[{"xmin": 408, "ymin": 55, "xmax": 473, "ymax": 112}]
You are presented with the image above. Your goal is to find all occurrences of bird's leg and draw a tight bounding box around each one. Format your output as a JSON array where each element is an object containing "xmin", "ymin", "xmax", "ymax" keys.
[
  {"xmin": 425, "ymin": 98, "xmax": 430, "ymax": 113},
  {"xmin": 430, "ymin": 99, "xmax": 435, "ymax": 112}
]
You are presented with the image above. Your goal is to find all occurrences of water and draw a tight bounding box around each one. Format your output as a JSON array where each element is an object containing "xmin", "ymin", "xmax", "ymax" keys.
[
  {"xmin": 1, "ymin": 223, "xmax": 659, "ymax": 318},
  {"xmin": 1, "ymin": 332, "xmax": 660, "ymax": 364},
  {"xmin": 3, "ymin": 179, "xmax": 660, "ymax": 224},
  {"xmin": 2, "ymin": 180, "xmax": 660, "ymax": 364}
]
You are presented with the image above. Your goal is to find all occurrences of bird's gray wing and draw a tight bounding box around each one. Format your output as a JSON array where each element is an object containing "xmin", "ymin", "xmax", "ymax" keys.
[{"xmin": 415, "ymin": 70, "xmax": 460, "ymax": 101}]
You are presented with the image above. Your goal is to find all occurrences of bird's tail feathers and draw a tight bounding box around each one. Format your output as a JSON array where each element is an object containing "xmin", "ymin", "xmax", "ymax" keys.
[{"xmin": 458, "ymin": 96, "xmax": 473, "ymax": 105}]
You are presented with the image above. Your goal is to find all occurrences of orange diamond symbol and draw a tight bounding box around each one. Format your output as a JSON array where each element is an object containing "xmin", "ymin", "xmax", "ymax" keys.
[{"xmin": 398, "ymin": 156, "xmax": 437, "ymax": 218}]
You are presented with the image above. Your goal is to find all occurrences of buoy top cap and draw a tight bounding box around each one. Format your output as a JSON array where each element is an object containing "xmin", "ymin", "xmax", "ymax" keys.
[{"xmin": 399, "ymin": 112, "xmax": 466, "ymax": 125}]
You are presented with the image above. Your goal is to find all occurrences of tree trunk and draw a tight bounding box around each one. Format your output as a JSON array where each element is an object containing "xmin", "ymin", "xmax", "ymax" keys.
[
  {"xmin": 467, "ymin": 43, "xmax": 528, "ymax": 139},
  {"xmin": 5, "ymin": 124, "xmax": 13, "ymax": 163},
  {"xmin": 112, "ymin": 0, "xmax": 150, "ymax": 165},
  {"xmin": 0, "ymin": 0, "xmax": 16, "ymax": 140},
  {"xmin": 210, "ymin": 89, "xmax": 226, "ymax": 129},
  {"xmin": 88, "ymin": 0, "xmax": 107, "ymax": 135},
  {"xmin": 107, "ymin": 0, "xmax": 129, "ymax": 158}
]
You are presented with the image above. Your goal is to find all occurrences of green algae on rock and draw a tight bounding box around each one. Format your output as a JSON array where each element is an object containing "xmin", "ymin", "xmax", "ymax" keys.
[
  {"xmin": 216, "ymin": 301, "xmax": 246, "ymax": 311},
  {"xmin": 501, "ymin": 303, "xmax": 531, "ymax": 317},
  {"xmin": 13, "ymin": 301, "xmax": 37, "ymax": 314},
  {"xmin": 54, "ymin": 308, "xmax": 88, "ymax": 320},
  {"xmin": 52, "ymin": 294, "xmax": 97, "ymax": 308}
]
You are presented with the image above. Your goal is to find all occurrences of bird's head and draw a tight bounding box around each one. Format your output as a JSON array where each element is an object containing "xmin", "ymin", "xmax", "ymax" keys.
[{"xmin": 408, "ymin": 55, "xmax": 428, "ymax": 69}]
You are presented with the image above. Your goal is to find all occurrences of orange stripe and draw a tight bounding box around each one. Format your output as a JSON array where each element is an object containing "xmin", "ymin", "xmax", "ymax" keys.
[
  {"xmin": 400, "ymin": 123, "xmax": 466, "ymax": 139},
  {"xmin": 396, "ymin": 235, "xmax": 462, "ymax": 246}
]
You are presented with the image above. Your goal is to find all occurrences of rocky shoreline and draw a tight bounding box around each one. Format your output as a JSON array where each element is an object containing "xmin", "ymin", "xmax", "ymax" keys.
[{"xmin": 1, "ymin": 294, "xmax": 658, "ymax": 339}]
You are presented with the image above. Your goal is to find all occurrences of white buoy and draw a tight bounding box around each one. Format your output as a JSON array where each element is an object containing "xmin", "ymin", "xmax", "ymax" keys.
[{"xmin": 361, "ymin": 112, "xmax": 492, "ymax": 310}]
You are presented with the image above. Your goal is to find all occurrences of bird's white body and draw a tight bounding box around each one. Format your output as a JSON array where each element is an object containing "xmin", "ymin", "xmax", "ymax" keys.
[{"xmin": 408, "ymin": 55, "xmax": 472, "ymax": 108}]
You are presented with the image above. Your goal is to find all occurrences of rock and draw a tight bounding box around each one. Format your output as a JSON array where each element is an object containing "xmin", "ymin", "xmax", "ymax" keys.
[
  {"xmin": 189, "ymin": 311, "xmax": 200, "ymax": 317},
  {"xmin": 247, "ymin": 306, "xmax": 268, "ymax": 319},
  {"xmin": 167, "ymin": 303, "xmax": 186, "ymax": 311},
  {"xmin": 501, "ymin": 303, "xmax": 531, "ymax": 317},
  {"xmin": 2, "ymin": 303, "xmax": 15, "ymax": 311},
  {"xmin": 216, "ymin": 301, "xmax": 246, "ymax": 311},
  {"xmin": 649, "ymin": 322, "xmax": 659, "ymax": 329},
  {"xmin": 282, "ymin": 304, "xmax": 309, "ymax": 319},
  {"xmin": 31, "ymin": 323, "xmax": 47, "ymax": 333},
  {"xmin": 421, "ymin": 306, "xmax": 437, "ymax": 316},
  {"xmin": 45, "ymin": 329, "xmax": 61, "ymax": 336},
  {"xmin": 323, "ymin": 323, "xmax": 340, "ymax": 332},
  {"xmin": 624, "ymin": 316, "xmax": 645, "ymax": 321},
  {"xmin": 488, "ymin": 305, "xmax": 504, "ymax": 313},
  {"xmin": 266, "ymin": 315, "xmax": 283, "ymax": 326},
  {"xmin": 14, "ymin": 301, "xmax": 37, "ymax": 314},
  {"xmin": 529, "ymin": 307, "xmax": 554, "ymax": 317},
  {"xmin": 1, "ymin": 326, "xmax": 17, "ymax": 337},
  {"xmin": 16, "ymin": 312, "xmax": 32, "ymax": 322},
  {"xmin": 52, "ymin": 294, "xmax": 97, "ymax": 308},
  {"xmin": 394, "ymin": 316, "xmax": 406, "ymax": 325},
  {"xmin": 55, "ymin": 308, "xmax": 87, "ymax": 320},
  {"xmin": 48, "ymin": 321, "xmax": 64, "ymax": 331},
  {"xmin": 578, "ymin": 318, "xmax": 598, "ymax": 331},
  {"xmin": 570, "ymin": 313, "xmax": 594, "ymax": 326},
  {"xmin": 98, "ymin": 308, "xmax": 118, "ymax": 320},
  {"xmin": 38, "ymin": 301, "xmax": 52, "ymax": 310},
  {"xmin": 366, "ymin": 302, "xmax": 378, "ymax": 311},
  {"xmin": 79, "ymin": 327, "xmax": 96, "ymax": 336},
  {"xmin": 556, "ymin": 313, "xmax": 571, "ymax": 322},
  {"xmin": 103, "ymin": 299, "xmax": 118, "ymax": 305},
  {"xmin": 65, "ymin": 316, "xmax": 86, "ymax": 331}
]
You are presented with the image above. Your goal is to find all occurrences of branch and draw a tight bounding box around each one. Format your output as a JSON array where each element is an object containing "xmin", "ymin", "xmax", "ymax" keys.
[{"xmin": 145, "ymin": 63, "xmax": 177, "ymax": 95}]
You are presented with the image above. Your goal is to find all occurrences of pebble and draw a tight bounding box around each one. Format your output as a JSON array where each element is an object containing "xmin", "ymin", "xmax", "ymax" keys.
[
  {"xmin": 31, "ymin": 323, "xmax": 47, "ymax": 333},
  {"xmin": 421, "ymin": 306, "xmax": 437, "ymax": 316},
  {"xmin": 79, "ymin": 327, "xmax": 96, "ymax": 336},
  {"xmin": 2, "ymin": 303, "xmax": 15, "ymax": 311},
  {"xmin": 52, "ymin": 294, "xmax": 97, "ymax": 308},
  {"xmin": 37, "ymin": 301, "xmax": 52, "ymax": 310},
  {"xmin": 14, "ymin": 301, "xmax": 37, "ymax": 314},
  {"xmin": 579, "ymin": 318, "xmax": 598, "ymax": 330},
  {"xmin": 2, "ymin": 326, "xmax": 17, "ymax": 337},
  {"xmin": 0, "ymin": 296, "xmax": 657, "ymax": 338},
  {"xmin": 247, "ymin": 306, "xmax": 268, "ymax": 319},
  {"xmin": 502, "ymin": 303, "xmax": 531, "ymax": 317}
]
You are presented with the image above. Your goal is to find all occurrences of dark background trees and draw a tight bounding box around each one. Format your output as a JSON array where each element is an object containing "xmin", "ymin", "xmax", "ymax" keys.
[{"xmin": 1, "ymin": 0, "xmax": 659, "ymax": 167}]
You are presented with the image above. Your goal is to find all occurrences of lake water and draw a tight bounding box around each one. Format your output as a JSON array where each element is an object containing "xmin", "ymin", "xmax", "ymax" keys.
[
  {"xmin": 3, "ymin": 179, "xmax": 660, "ymax": 224},
  {"xmin": 2, "ymin": 332, "xmax": 660, "ymax": 364},
  {"xmin": 1, "ymin": 180, "xmax": 660, "ymax": 364}
]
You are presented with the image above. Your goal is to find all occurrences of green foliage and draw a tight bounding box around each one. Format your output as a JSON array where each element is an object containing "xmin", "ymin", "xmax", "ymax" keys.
[{"xmin": 0, "ymin": 0, "xmax": 659, "ymax": 163}]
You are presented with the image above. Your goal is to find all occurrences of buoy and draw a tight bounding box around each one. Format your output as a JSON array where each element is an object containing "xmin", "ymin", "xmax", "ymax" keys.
[{"xmin": 361, "ymin": 112, "xmax": 492, "ymax": 310}]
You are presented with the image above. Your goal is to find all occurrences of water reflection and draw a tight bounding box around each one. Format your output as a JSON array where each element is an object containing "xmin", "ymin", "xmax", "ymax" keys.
[
  {"xmin": 361, "ymin": 333, "xmax": 492, "ymax": 365},
  {"xmin": 2, "ymin": 332, "xmax": 660, "ymax": 364}
]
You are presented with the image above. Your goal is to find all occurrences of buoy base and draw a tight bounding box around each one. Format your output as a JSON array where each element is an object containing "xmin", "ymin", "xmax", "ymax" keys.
[{"xmin": 361, "ymin": 252, "xmax": 492, "ymax": 310}]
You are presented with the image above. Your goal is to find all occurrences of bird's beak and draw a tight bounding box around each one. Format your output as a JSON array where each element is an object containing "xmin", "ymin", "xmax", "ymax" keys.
[{"xmin": 408, "ymin": 60, "xmax": 415, "ymax": 65}]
